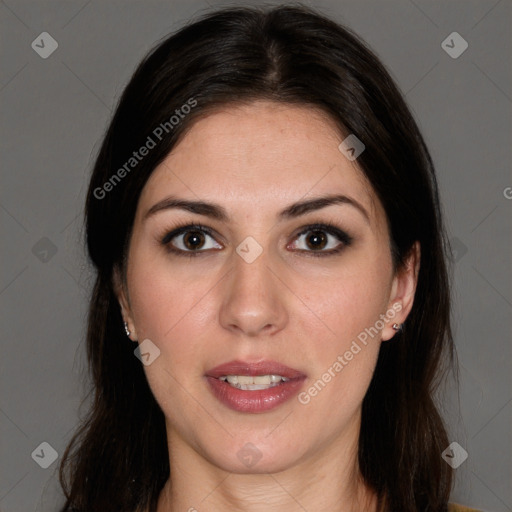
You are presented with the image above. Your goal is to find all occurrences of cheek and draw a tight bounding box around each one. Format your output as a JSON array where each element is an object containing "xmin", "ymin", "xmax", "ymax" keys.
[
  {"xmin": 293, "ymin": 251, "xmax": 391, "ymax": 406},
  {"xmin": 126, "ymin": 254, "xmax": 216, "ymax": 414},
  {"xmin": 127, "ymin": 249, "xmax": 211, "ymax": 340},
  {"xmin": 295, "ymin": 249, "xmax": 392, "ymax": 340}
]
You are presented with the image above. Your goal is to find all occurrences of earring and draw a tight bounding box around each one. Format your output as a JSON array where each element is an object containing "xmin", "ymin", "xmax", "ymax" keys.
[
  {"xmin": 392, "ymin": 323, "xmax": 402, "ymax": 331},
  {"xmin": 124, "ymin": 321, "xmax": 131, "ymax": 337}
]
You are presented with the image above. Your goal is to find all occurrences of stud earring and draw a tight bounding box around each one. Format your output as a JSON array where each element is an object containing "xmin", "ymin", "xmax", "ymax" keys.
[
  {"xmin": 124, "ymin": 321, "xmax": 131, "ymax": 337},
  {"xmin": 392, "ymin": 323, "xmax": 402, "ymax": 331}
]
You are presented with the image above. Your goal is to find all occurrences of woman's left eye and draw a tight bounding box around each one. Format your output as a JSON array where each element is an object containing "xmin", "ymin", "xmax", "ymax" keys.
[
  {"xmin": 160, "ymin": 223, "xmax": 352, "ymax": 258},
  {"xmin": 288, "ymin": 224, "xmax": 353, "ymax": 257}
]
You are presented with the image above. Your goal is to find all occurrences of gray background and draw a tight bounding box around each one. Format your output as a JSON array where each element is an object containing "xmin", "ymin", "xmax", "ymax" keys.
[{"xmin": 0, "ymin": 0, "xmax": 510, "ymax": 511}]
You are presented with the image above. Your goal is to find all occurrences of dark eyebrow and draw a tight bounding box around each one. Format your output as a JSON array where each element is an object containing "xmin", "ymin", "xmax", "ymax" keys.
[{"xmin": 144, "ymin": 194, "xmax": 370, "ymax": 223}]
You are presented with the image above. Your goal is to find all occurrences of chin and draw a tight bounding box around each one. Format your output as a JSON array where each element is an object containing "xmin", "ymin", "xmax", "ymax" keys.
[{"xmin": 208, "ymin": 440, "xmax": 306, "ymax": 475}]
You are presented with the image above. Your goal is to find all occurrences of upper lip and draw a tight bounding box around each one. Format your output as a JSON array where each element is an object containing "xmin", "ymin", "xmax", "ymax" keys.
[{"xmin": 206, "ymin": 359, "xmax": 306, "ymax": 379}]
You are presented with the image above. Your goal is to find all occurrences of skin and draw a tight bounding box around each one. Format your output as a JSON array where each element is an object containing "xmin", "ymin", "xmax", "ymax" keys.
[{"xmin": 115, "ymin": 101, "xmax": 420, "ymax": 512}]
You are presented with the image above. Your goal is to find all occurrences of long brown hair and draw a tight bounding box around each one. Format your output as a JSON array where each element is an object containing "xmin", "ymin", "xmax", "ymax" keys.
[{"xmin": 58, "ymin": 5, "xmax": 456, "ymax": 511}]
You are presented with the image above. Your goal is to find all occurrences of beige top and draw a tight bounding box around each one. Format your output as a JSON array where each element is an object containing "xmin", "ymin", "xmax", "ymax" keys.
[
  {"xmin": 149, "ymin": 501, "xmax": 480, "ymax": 511},
  {"xmin": 448, "ymin": 504, "xmax": 482, "ymax": 512}
]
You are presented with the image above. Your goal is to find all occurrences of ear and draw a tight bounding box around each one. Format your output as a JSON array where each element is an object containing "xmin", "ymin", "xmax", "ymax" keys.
[
  {"xmin": 113, "ymin": 265, "xmax": 138, "ymax": 341},
  {"xmin": 381, "ymin": 241, "xmax": 420, "ymax": 341}
]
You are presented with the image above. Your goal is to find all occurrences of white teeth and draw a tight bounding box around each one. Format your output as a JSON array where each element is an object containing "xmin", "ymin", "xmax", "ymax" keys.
[{"xmin": 219, "ymin": 374, "xmax": 290, "ymax": 390}]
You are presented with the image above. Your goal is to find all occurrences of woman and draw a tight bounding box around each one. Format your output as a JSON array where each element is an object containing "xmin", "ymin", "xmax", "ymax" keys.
[{"xmin": 58, "ymin": 5, "xmax": 479, "ymax": 512}]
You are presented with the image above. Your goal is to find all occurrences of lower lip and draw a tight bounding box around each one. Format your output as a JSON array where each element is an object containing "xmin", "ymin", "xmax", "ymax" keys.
[{"xmin": 205, "ymin": 376, "xmax": 306, "ymax": 413}]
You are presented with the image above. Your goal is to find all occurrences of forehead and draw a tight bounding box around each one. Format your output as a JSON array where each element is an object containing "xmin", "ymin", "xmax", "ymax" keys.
[{"xmin": 138, "ymin": 101, "xmax": 378, "ymax": 223}]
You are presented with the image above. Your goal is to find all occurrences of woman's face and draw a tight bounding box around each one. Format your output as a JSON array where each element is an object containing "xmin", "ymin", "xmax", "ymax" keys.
[{"xmin": 117, "ymin": 101, "xmax": 418, "ymax": 474}]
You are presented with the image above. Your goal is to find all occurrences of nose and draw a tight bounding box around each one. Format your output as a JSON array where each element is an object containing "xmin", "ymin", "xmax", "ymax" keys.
[{"xmin": 218, "ymin": 244, "xmax": 288, "ymax": 338}]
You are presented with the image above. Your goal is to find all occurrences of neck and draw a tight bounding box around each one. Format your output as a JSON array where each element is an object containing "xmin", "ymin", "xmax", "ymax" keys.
[{"xmin": 157, "ymin": 415, "xmax": 379, "ymax": 512}]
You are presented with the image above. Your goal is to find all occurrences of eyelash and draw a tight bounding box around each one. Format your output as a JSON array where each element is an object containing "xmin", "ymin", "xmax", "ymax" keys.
[{"xmin": 159, "ymin": 222, "xmax": 353, "ymax": 258}]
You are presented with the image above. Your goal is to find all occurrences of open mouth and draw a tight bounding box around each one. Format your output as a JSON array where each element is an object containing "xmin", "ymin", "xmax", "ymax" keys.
[
  {"xmin": 205, "ymin": 360, "xmax": 306, "ymax": 413},
  {"xmin": 218, "ymin": 374, "xmax": 290, "ymax": 390}
]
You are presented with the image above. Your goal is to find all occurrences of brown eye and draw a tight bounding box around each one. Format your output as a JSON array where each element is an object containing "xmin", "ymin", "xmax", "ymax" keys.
[
  {"xmin": 288, "ymin": 223, "xmax": 353, "ymax": 257},
  {"xmin": 304, "ymin": 230, "xmax": 328, "ymax": 251},
  {"xmin": 182, "ymin": 230, "xmax": 206, "ymax": 250},
  {"xmin": 161, "ymin": 224, "xmax": 223, "ymax": 256}
]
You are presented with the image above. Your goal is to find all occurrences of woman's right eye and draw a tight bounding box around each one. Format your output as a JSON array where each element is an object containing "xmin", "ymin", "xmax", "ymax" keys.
[{"xmin": 161, "ymin": 225, "xmax": 223, "ymax": 257}]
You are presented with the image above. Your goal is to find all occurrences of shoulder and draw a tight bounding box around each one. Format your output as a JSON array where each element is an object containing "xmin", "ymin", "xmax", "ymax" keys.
[{"xmin": 448, "ymin": 503, "xmax": 483, "ymax": 512}]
